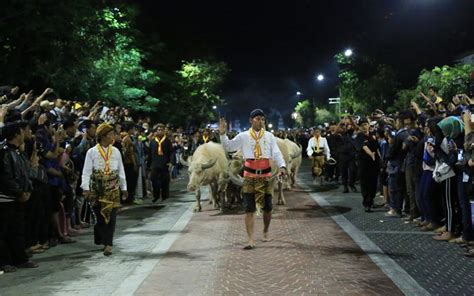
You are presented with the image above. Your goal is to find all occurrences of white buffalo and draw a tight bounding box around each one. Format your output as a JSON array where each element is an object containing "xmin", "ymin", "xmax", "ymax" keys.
[
  {"xmin": 181, "ymin": 142, "xmax": 228, "ymax": 212},
  {"xmin": 284, "ymin": 138, "xmax": 303, "ymax": 188},
  {"xmin": 272, "ymin": 137, "xmax": 291, "ymax": 205}
]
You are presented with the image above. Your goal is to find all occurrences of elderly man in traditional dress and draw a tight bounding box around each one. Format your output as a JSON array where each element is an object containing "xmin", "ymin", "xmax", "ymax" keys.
[
  {"xmin": 81, "ymin": 123, "xmax": 127, "ymax": 256},
  {"xmin": 219, "ymin": 109, "xmax": 286, "ymax": 250}
]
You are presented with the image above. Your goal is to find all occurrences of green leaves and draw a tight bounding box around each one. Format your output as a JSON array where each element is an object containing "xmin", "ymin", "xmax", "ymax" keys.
[
  {"xmin": 0, "ymin": 1, "xmax": 228, "ymax": 122},
  {"xmin": 417, "ymin": 64, "xmax": 474, "ymax": 100},
  {"xmin": 169, "ymin": 59, "xmax": 229, "ymax": 126},
  {"xmin": 314, "ymin": 107, "xmax": 337, "ymax": 125},
  {"xmin": 294, "ymin": 100, "xmax": 314, "ymax": 128}
]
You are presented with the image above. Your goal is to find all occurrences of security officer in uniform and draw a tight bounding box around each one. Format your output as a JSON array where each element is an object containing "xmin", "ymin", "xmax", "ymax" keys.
[{"xmin": 355, "ymin": 118, "xmax": 380, "ymax": 212}]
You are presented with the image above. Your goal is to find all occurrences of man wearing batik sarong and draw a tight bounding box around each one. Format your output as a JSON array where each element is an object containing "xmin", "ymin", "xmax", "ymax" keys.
[
  {"xmin": 306, "ymin": 126, "xmax": 331, "ymax": 178},
  {"xmin": 81, "ymin": 123, "xmax": 127, "ymax": 256},
  {"xmin": 219, "ymin": 109, "xmax": 286, "ymax": 250}
]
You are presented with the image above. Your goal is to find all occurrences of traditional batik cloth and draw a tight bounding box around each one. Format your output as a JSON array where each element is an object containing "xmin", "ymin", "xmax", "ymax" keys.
[
  {"xmin": 220, "ymin": 128, "xmax": 286, "ymax": 214},
  {"xmin": 81, "ymin": 144, "xmax": 127, "ymax": 224},
  {"xmin": 243, "ymin": 158, "xmax": 272, "ymax": 213},
  {"xmin": 89, "ymin": 170, "xmax": 121, "ymax": 224},
  {"xmin": 311, "ymin": 155, "xmax": 326, "ymax": 177},
  {"xmin": 242, "ymin": 176, "xmax": 274, "ymax": 214},
  {"xmin": 306, "ymin": 136, "xmax": 331, "ymax": 177}
]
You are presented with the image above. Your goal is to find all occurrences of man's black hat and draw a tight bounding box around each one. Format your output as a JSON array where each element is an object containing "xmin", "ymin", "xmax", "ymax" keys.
[{"xmin": 250, "ymin": 109, "xmax": 265, "ymax": 118}]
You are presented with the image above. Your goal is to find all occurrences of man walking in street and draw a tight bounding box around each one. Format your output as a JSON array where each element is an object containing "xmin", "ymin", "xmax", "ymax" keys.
[
  {"xmin": 147, "ymin": 123, "xmax": 173, "ymax": 203},
  {"xmin": 219, "ymin": 109, "xmax": 286, "ymax": 250}
]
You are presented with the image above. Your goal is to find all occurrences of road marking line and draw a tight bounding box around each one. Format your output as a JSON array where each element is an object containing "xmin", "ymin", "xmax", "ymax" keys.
[
  {"xmin": 363, "ymin": 230, "xmax": 434, "ymax": 235},
  {"xmin": 300, "ymin": 181, "xmax": 430, "ymax": 296},
  {"xmin": 112, "ymin": 202, "xmax": 195, "ymax": 296}
]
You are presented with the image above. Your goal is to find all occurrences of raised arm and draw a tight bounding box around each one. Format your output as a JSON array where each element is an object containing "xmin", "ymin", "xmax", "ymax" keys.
[{"xmin": 219, "ymin": 118, "xmax": 243, "ymax": 152}]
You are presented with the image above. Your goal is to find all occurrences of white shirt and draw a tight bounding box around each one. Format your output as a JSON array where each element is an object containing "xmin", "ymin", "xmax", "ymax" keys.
[
  {"xmin": 220, "ymin": 130, "xmax": 286, "ymax": 168},
  {"xmin": 81, "ymin": 145, "xmax": 127, "ymax": 191},
  {"xmin": 306, "ymin": 136, "xmax": 331, "ymax": 159}
]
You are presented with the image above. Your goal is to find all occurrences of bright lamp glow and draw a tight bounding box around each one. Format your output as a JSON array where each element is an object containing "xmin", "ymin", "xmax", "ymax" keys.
[
  {"xmin": 344, "ymin": 49, "xmax": 353, "ymax": 57},
  {"xmin": 317, "ymin": 74, "xmax": 324, "ymax": 81}
]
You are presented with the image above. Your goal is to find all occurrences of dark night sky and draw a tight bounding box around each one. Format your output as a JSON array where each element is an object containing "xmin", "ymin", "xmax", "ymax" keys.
[{"xmin": 134, "ymin": 0, "xmax": 474, "ymax": 124}]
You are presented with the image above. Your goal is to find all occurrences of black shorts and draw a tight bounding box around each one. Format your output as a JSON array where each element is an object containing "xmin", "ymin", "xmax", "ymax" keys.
[{"xmin": 242, "ymin": 193, "xmax": 273, "ymax": 213}]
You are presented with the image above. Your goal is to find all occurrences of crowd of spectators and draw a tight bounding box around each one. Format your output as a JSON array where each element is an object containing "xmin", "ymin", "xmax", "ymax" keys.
[{"xmin": 1, "ymin": 84, "xmax": 473, "ymax": 274}]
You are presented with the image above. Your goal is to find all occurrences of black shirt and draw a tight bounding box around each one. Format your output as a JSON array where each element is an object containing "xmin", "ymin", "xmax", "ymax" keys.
[{"xmin": 355, "ymin": 132, "xmax": 379, "ymax": 163}]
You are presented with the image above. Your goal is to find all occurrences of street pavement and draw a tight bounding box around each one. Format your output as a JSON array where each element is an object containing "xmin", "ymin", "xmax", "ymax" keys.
[{"xmin": 1, "ymin": 160, "xmax": 473, "ymax": 295}]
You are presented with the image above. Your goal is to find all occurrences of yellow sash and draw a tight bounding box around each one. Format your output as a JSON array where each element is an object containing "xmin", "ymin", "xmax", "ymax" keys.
[
  {"xmin": 203, "ymin": 135, "xmax": 209, "ymax": 143},
  {"xmin": 314, "ymin": 136, "xmax": 320, "ymax": 153},
  {"xmin": 97, "ymin": 144, "xmax": 112, "ymax": 175},
  {"xmin": 249, "ymin": 128, "xmax": 264, "ymax": 159},
  {"xmin": 155, "ymin": 136, "xmax": 166, "ymax": 155}
]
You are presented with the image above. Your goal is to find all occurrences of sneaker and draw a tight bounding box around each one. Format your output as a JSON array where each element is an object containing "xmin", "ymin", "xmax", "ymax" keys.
[
  {"xmin": 421, "ymin": 223, "xmax": 438, "ymax": 231},
  {"xmin": 133, "ymin": 199, "xmax": 143, "ymax": 205},
  {"xmin": 433, "ymin": 232, "xmax": 456, "ymax": 241},
  {"xmin": 384, "ymin": 210, "xmax": 400, "ymax": 218},
  {"xmin": 434, "ymin": 225, "xmax": 447, "ymax": 234},
  {"xmin": 449, "ymin": 236, "xmax": 466, "ymax": 244}
]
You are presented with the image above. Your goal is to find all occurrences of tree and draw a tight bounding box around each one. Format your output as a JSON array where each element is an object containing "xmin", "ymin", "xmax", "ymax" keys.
[
  {"xmin": 90, "ymin": 8, "xmax": 160, "ymax": 112},
  {"xmin": 0, "ymin": 0, "xmax": 106, "ymax": 91},
  {"xmin": 387, "ymin": 89, "xmax": 419, "ymax": 114},
  {"xmin": 157, "ymin": 59, "xmax": 228, "ymax": 127},
  {"xmin": 335, "ymin": 53, "xmax": 359, "ymax": 113},
  {"xmin": 293, "ymin": 100, "xmax": 314, "ymax": 128},
  {"xmin": 417, "ymin": 64, "xmax": 474, "ymax": 100},
  {"xmin": 314, "ymin": 107, "xmax": 337, "ymax": 125},
  {"xmin": 0, "ymin": 2, "xmax": 161, "ymax": 112},
  {"xmin": 335, "ymin": 53, "xmax": 399, "ymax": 115},
  {"xmin": 388, "ymin": 64, "xmax": 474, "ymax": 113}
]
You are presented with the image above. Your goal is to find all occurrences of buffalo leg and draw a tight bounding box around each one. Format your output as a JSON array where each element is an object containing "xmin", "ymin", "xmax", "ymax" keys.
[{"xmin": 194, "ymin": 189, "xmax": 202, "ymax": 212}]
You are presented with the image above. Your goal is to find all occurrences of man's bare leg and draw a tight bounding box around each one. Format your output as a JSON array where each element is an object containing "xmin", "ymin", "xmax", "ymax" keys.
[
  {"xmin": 263, "ymin": 211, "xmax": 272, "ymax": 242},
  {"xmin": 245, "ymin": 212, "xmax": 255, "ymax": 248}
]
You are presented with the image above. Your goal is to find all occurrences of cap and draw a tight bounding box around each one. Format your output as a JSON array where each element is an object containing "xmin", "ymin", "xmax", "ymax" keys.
[
  {"xmin": 96, "ymin": 122, "xmax": 114, "ymax": 138},
  {"xmin": 249, "ymin": 109, "xmax": 265, "ymax": 118}
]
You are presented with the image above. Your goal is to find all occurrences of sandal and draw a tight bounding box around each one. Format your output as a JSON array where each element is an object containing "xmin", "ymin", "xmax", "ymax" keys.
[
  {"xmin": 0, "ymin": 265, "xmax": 17, "ymax": 273},
  {"xmin": 17, "ymin": 261, "xmax": 39, "ymax": 269},
  {"xmin": 59, "ymin": 236, "xmax": 76, "ymax": 244},
  {"xmin": 80, "ymin": 222, "xmax": 90, "ymax": 228},
  {"xmin": 31, "ymin": 248, "xmax": 45, "ymax": 254},
  {"xmin": 103, "ymin": 246, "xmax": 113, "ymax": 256}
]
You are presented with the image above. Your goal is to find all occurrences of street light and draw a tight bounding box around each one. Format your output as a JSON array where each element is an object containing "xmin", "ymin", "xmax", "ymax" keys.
[
  {"xmin": 212, "ymin": 105, "xmax": 217, "ymax": 110},
  {"xmin": 296, "ymin": 91, "xmax": 302, "ymax": 96},
  {"xmin": 344, "ymin": 49, "xmax": 353, "ymax": 57},
  {"xmin": 268, "ymin": 123, "xmax": 273, "ymax": 129},
  {"xmin": 291, "ymin": 112, "xmax": 298, "ymax": 120},
  {"xmin": 317, "ymin": 74, "xmax": 324, "ymax": 81}
]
